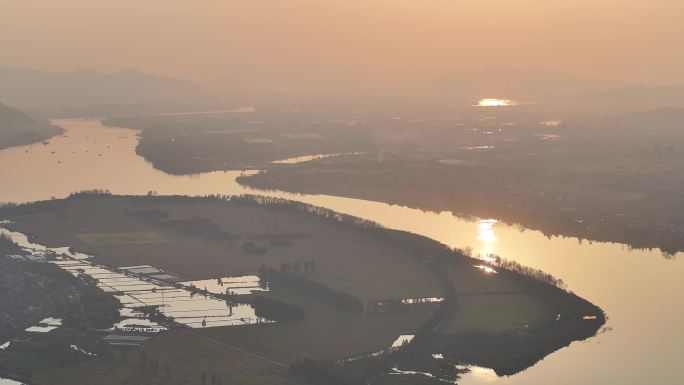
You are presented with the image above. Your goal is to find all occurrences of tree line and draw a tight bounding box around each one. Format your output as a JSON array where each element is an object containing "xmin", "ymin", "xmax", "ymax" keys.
[{"xmin": 252, "ymin": 295, "xmax": 306, "ymax": 322}]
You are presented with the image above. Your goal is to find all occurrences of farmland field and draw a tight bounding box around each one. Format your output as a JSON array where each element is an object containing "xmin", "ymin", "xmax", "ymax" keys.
[{"xmin": 0, "ymin": 194, "xmax": 604, "ymax": 384}]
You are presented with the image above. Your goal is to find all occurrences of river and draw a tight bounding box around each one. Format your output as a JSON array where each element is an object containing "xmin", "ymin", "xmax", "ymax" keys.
[{"xmin": 0, "ymin": 119, "xmax": 682, "ymax": 384}]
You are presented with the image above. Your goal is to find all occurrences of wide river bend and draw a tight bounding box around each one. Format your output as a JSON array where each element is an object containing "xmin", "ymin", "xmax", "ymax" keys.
[{"xmin": 0, "ymin": 119, "xmax": 682, "ymax": 385}]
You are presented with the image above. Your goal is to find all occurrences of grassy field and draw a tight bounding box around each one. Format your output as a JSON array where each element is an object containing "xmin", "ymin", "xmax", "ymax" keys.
[
  {"xmin": 442, "ymin": 259, "xmax": 548, "ymax": 333},
  {"xmin": 6, "ymin": 197, "xmax": 441, "ymax": 301},
  {"xmin": 447, "ymin": 294, "xmax": 545, "ymax": 333},
  {"xmin": 77, "ymin": 231, "xmax": 170, "ymax": 245},
  {"xmin": 2, "ymin": 195, "xmax": 603, "ymax": 384},
  {"xmin": 4, "ymin": 196, "xmax": 441, "ymax": 384}
]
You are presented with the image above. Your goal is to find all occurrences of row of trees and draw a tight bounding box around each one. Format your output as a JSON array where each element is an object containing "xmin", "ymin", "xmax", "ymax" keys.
[
  {"xmin": 229, "ymin": 195, "xmax": 382, "ymax": 230},
  {"xmin": 497, "ymin": 258, "xmax": 566, "ymax": 289},
  {"xmin": 252, "ymin": 295, "xmax": 306, "ymax": 322},
  {"xmin": 273, "ymin": 260, "xmax": 317, "ymax": 274}
]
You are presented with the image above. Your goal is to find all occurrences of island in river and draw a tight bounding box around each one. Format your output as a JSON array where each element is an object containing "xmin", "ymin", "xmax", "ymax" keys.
[{"xmin": 0, "ymin": 193, "xmax": 604, "ymax": 385}]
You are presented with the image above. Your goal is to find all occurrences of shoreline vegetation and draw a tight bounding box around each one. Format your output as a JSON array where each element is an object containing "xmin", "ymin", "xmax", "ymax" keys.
[
  {"xmin": 0, "ymin": 192, "xmax": 604, "ymax": 384},
  {"xmin": 238, "ymin": 154, "xmax": 684, "ymax": 257},
  {"xmin": 101, "ymin": 114, "xmax": 372, "ymax": 175},
  {"xmin": 101, "ymin": 107, "xmax": 684, "ymax": 257}
]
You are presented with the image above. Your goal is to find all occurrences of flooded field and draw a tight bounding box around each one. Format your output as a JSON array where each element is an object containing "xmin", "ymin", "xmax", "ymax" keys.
[
  {"xmin": 0, "ymin": 227, "xmax": 268, "ymax": 331},
  {"xmin": 25, "ymin": 318, "xmax": 63, "ymax": 333},
  {"xmin": 180, "ymin": 276, "xmax": 267, "ymax": 296}
]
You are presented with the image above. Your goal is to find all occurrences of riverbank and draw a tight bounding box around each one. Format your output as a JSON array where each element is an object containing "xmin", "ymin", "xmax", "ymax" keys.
[
  {"xmin": 99, "ymin": 109, "xmax": 684, "ymax": 255},
  {"xmin": 0, "ymin": 194, "xmax": 604, "ymax": 384},
  {"xmin": 101, "ymin": 113, "xmax": 372, "ymax": 175},
  {"xmin": 238, "ymin": 154, "xmax": 684, "ymax": 255}
]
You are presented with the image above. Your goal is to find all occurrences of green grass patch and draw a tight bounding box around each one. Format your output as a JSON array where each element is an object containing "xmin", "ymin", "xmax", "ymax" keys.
[{"xmin": 447, "ymin": 293, "xmax": 545, "ymax": 334}]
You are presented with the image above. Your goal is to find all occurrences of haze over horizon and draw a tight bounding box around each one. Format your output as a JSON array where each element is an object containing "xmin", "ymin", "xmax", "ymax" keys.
[
  {"xmin": 3, "ymin": 2, "xmax": 684, "ymax": 385},
  {"xmin": 2, "ymin": 0, "xmax": 683, "ymax": 99}
]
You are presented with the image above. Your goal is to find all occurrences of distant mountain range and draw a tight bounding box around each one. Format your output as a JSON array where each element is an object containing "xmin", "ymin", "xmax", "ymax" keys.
[
  {"xmin": 0, "ymin": 67, "xmax": 219, "ymax": 118},
  {"xmin": 0, "ymin": 102, "xmax": 62, "ymax": 149}
]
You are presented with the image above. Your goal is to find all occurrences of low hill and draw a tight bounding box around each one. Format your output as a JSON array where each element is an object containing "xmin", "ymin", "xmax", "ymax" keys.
[
  {"xmin": 0, "ymin": 67, "xmax": 219, "ymax": 118},
  {"xmin": 0, "ymin": 102, "xmax": 63, "ymax": 149}
]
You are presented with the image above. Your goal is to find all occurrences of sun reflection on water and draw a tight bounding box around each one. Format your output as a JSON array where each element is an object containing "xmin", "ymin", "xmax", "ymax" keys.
[
  {"xmin": 476, "ymin": 98, "xmax": 516, "ymax": 107},
  {"xmin": 477, "ymin": 218, "xmax": 498, "ymax": 257},
  {"xmin": 474, "ymin": 264, "xmax": 498, "ymax": 274}
]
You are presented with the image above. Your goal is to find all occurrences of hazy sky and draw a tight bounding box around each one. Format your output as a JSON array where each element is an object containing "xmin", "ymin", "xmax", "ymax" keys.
[{"xmin": 2, "ymin": 0, "xmax": 683, "ymax": 95}]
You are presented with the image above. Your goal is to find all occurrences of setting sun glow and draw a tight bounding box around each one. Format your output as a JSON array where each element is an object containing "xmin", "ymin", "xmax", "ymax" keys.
[{"xmin": 476, "ymin": 98, "xmax": 516, "ymax": 107}]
